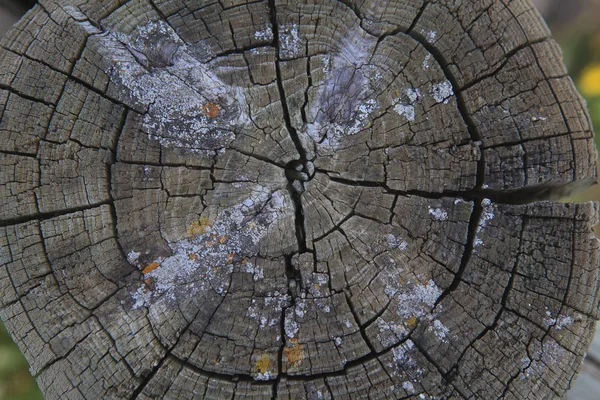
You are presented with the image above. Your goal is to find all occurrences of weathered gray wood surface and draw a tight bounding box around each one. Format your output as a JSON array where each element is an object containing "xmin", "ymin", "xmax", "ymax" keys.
[{"xmin": 0, "ymin": 0, "xmax": 599, "ymax": 398}]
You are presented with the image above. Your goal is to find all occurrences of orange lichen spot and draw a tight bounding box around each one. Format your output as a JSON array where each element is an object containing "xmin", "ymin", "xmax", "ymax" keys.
[
  {"xmin": 424, "ymin": 281, "xmax": 429, "ymax": 286},
  {"xmin": 187, "ymin": 217, "xmax": 212, "ymax": 237},
  {"xmin": 218, "ymin": 235, "xmax": 228, "ymax": 244},
  {"xmin": 202, "ymin": 102, "xmax": 220, "ymax": 118},
  {"xmin": 144, "ymin": 277, "xmax": 153, "ymax": 286},
  {"xmin": 142, "ymin": 262, "xmax": 161, "ymax": 274},
  {"xmin": 240, "ymin": 258, "xmax": 247, "ymax": 265},
  {"xmin": 255, "ymin": 353, "xmax": 271, "ymax": 375},
  {"xmin": 188, "ymin": 253, "xmax": 199, "ymax": 260},
  {"xmin": 226, "ymin": 252, "xmax": 236, "ymax": 263},
  {"xmin": 406, "ymin": 315, "xmax": 417, "ymax": 328},
  {"xmin": 283, "ymin": 338, "xmax": 305, "ymax": 367}
]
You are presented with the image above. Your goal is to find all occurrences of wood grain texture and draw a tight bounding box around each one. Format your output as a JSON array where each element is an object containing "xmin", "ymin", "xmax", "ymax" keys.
[{"xmin": 0, "ymin": 0, "xmax": 598, "ymax": 398}]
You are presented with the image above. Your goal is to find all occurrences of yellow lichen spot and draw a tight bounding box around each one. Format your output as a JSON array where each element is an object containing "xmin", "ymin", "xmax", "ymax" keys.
[
  {"xmin": 142, "ymin": 262, "xmax": 161, "ymax": 275},
  {"xmin": 187, "ymin": 217, "xmax": 212, "ymax": 237},
  {"xmin": 255, "ymin": 353, "xmax": 271, "ymax": 375},
  {"xmin": 202, "ymin": 102, "xmax": 220, "ymax": 118},
  {"xmin": 406, "ymin": 315, "xmax": 417, "ymax": 328},
  {"xmin": 283, "ymin": 338, "xmax": 305, "ymax": 367},
  {"xmin": 188, "ymin": 253, "xmax": 198, "ymax": 260},
  {"xmin": 580, "ymin": 63, "xmax": 600, "ymax": 97},
  {"xmin": 226, "ymin": 252, "xmax": 236, "ymax": 263}
]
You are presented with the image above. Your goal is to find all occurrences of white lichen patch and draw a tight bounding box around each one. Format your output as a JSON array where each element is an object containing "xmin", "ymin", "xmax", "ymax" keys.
[
  {"xmin": 480, "ymin": 198, "xmax": 495, "ymax": 227},
  {"xmin": 255, "ymin": 371, "xmax": 273, "ymax": 381},
  {"xmin": 284, "ymin": 311, "xmax": 300, "ymax": 339},
  {"xmin": 393, "ymin": 104, "xmax": 415, "ymax": 121},
  {"xmin": 307, "ymin": 97, "xmax": 378, "ymax": 151},
  {"xmin": 430, "ymin": 80, "xmax": 454, "ymax": 104},
  {"xmin": 390, "ymin": 340, "xmax": 423, "ymax": 376},
  {"xmin": 244, "ymin": 262, "xmax": 264, "ymax": 281},
  {"xmin": 247, "ymin": 292, "xmax": 289, "ymax": 329},
  {"xmin": 392, "ymin": 281, "xmax": 442, "ymax": 318},
  {"xmin": 543, "ymin": 310, "xmax": 573, "ymax": 330},
  {"xmin": 402, "ymin": 381, "xmax": 415, "ymax": 393},
  {"xmin": 377, "ymin": 318, "xmax": 410, "ymax": 347},
  {"xmin": 428, "ymin": 206, "xmax": 448, "ymax": 221},
  {"xmin": 86, "ymin": 20, "xmax": 251, "ymax": 153},
  {"xmin": 127, "ymin": 251, "xmax": 140, "ymax": 264},
  {"xmin": 474, "ymin": 198, "xmax": 496, "ymax": 249},
  {"xmin": 531, "ymin": 116, "xmax": 548, "ymax": 122},
  {"xmin": 378, "ymin": 278, "xmax": 447, "ymax": 346},
  {"xmin": 254, "ymin": 26, "xmax": 274, "ymax": 41},
  {"xmin": 424, "ymin": 30, "xmax": 437, "ymax": 44},
  {"xmin": 280, "ymin": 24, "xmax": 302, "ymax": 58},
  {"xmin": 385, "ymin": 234, "xmax": 408, "ymax": 251},
  {"xmin": 428, "ymin": 319, "xmax": 450, "ymax": 343},
  {"xmin": 423, "ymin": 53, "xmax": 431, "ymax": 69},
  {"xmin": 131, "ymin": 189, "xmax": 288, "ymax": 308},
  {"xmin": 393, "ymin": 88, "xmax": 422, "ymax": 122},
  {"xmin": 521, "ymin": 338, "xmax": 565, "ymax": 379}
]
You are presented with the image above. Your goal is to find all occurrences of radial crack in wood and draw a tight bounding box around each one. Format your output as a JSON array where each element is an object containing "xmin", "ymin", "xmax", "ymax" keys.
[{"xmin": 0, "ymin": 0, "xmax": 598, "ymax": 399}]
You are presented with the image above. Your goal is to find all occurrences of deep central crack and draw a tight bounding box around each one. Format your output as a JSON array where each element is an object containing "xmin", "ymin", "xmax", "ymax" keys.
[{"xmin": 285, "ymin": 160, "xmax": 315, "ymax": 184}]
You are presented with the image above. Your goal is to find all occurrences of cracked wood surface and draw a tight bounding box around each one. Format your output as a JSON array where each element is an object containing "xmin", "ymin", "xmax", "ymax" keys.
[{"xmin": 0, "ymin": 0, "xmax": 599, "ymax": 399}]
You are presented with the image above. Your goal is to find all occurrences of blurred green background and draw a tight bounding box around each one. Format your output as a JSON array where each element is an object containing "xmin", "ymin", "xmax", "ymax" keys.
[{"xmin": 0, "ymin": 0, "xmax": 599, "ymax": 399}]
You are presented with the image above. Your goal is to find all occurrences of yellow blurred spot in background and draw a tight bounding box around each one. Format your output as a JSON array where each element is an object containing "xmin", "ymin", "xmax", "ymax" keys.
[{"xmin": 580, "ymin": 64, "xmax": 600, "ymax": 97}]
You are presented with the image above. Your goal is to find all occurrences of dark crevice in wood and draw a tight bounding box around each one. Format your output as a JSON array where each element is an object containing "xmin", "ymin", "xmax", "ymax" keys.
[
  {"xmin": 267, "ymin": 0, "xmax": 307, "ymax": 163},
  {"xmin": 402, "ymin": 10, "xmax": 486, "ymax": 190},
  {"xmin": 323, "ymin": 172, "xmax": 595, "ymax": 205},
  {"xmin": 0, "ymin": 82, "xmax": 55, "ymax": 107},
  {"xmin": 482, "ymin": 130, "xmax": 577, "ymax": 150},
  {"xmin": 231, "ymin": 147, "xmax": 286, "ymax": 169},
  {"xmin": 411, "ymin": 338, "xmax": 468, "ymax": 398},
  {"xmin": 433, "ymin": 200, "xmax": 483, "ymax": 310},
  {"xmin": 343, "ymin": 292, "xmax": 376, "ymax": 353},
  {"xmin": 407, "ymin": 0, "xmax": 429, "ymax": 34},
  {"xmin": 2, "ymin": 45, "xmax": 133, "ymax": 110},
  {"xmin": 0, "ymin": 200, "xmax": 112, "ymax": 228},
  {"xmin": 114, "ymin": 159, "xmax": 213, "ymax": 170},
  {"xmin": 458, "ymin": 37, "xmax": 551, "ymax": 93},
  {"xmin": 32, "ymin": 322, "xmax": 96, "ymax": 379},
  {"xmin": 131, "ymin": 277, "xmax": 232, "ymax": 399},
  {"xmin": 443, "ymin": 217, "xmax": 527, "ymax": 385},
  {"xmin": 212, "ymin": 44, "xmax": 275, "ymax": 61},
  {"xmin": 107, "ymin": 108, "xmax": 134, "ymax": 272},
  {"xmin": 268, "ymin": 0, "xmax": 308, "ymax": 256},
  {"xmin": 0, "ymin": 148, "xmax": 37, "ymax": 158}
]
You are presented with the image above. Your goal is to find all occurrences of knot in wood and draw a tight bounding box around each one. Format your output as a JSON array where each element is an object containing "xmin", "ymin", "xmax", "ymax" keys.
[{"xmin": 0, "ymin": 0, "xmax": 599, "ymax": 399}]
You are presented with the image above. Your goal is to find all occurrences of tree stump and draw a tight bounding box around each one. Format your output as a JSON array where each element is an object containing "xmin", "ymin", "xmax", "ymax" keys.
[{"xmin": 0, "ymin": 0, "xmax": 599, "ymax": 398}]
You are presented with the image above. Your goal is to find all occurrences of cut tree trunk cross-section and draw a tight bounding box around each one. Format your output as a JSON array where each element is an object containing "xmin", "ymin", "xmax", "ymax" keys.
[{"xmin": 0, "ymin": 0, "xmax": 599, "ymax": 399}]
